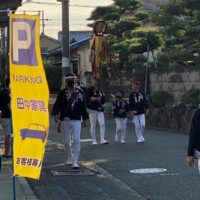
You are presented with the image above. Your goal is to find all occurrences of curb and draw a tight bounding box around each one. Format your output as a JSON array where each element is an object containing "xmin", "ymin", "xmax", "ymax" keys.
[{"xmin": 17, "ymin": 176, "xmax": 38, "ymax": 200}]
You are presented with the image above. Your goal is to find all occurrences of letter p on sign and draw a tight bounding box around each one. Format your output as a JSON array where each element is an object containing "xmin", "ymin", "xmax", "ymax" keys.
[{"xmin": 12, "ymin": 18, "xmax": 38, "ymax": 66}]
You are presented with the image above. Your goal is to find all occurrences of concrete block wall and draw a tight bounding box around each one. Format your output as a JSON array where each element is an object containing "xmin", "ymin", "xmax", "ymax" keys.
[{"xmin": 150, "ymin": 68, "xmax": 200, "ymax": 102}]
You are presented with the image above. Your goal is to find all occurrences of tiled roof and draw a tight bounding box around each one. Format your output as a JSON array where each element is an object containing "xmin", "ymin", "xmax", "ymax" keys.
[
  {"xmin": 142, "ymin": 0, "xmax": 169, "ymax": 13},
  {"xmin": 58, "ymin": 31, "xmax": 92, "ymax": 43},
  {"xmin": 43, "ymin": 37, "xmax": 90, "ymax": 57}
]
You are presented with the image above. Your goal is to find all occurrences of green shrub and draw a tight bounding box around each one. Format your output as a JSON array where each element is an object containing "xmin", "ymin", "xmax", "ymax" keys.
[
  {"xmin": 150, "ymin": 91, "xmax": 174, "ymax": 107},
  {"xmin": 181, "ymin": 88, "xmax": 200, "ymax": 106},
  {"xmin": 44, "ymin": 65, "xmax": 62, "ymax": 93},
  {"xmin": 127, "ymin": 54, "xmax": 146, "ymax": 69}
]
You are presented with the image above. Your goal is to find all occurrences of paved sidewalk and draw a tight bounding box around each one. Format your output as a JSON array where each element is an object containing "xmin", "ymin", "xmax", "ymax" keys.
[{"xmin": 0, "ymin": 135, "xmax": 37, "ymax": 200}]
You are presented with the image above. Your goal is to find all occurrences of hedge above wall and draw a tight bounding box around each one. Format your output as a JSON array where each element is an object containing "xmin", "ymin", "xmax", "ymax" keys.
[{"xmin": 44, "ymin": 65, "xmax": 62, "ymax": 93}]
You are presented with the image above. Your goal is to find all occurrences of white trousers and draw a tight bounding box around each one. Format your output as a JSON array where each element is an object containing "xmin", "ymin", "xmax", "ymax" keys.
[
  {"xmin": 89, "ymin": 111, "xmax": 106, "ymax": 143},
  {"xmin": 63, "ymin": 120, "xmax": 81, "ymax": 166},
  {"xmin": 115, "ymin": 118, "xmax": 127, "ymax": 142},
  {"xmin": 195, "ymin": 150, "xmax": 200, "ymax": 174},
  {"xmin": 132, "ymin": 114, "xmax": 145, "ymax": 142}
]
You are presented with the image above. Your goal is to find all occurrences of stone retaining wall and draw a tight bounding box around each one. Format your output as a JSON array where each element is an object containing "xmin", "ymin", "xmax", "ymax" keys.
[{"xmin": 150, "ymin": 68, "xmax": 200, "ymax": 102}]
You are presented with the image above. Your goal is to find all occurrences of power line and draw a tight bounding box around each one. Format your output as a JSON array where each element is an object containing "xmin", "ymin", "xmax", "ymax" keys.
[{"xmin": 23, "ymin": 1, "xmax": 96, "ymax": 8}]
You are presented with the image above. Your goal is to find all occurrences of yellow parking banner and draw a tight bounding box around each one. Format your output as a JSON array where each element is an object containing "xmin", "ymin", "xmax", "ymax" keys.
[{"xmin": 9, "ymin": 14, "xmax": 49, "ymax": 179}]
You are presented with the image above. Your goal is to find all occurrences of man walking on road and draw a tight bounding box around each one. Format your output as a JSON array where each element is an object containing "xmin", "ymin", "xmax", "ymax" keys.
[
  {"xmin": 86, "ymin": 76, "xmax": 108, "ymax": 145},
  {"xmin": 52, "ymin": 74, "xmax": 88, "ymax": 169},
  {"xmin": 129, "ymin": 80, "xmax": 149, "ymax": 143},
  {"xmin": 74, "ymin": 74, "xmax": 86, "ymax": 95},
  {"xmin": 187, "ymin": 108, "xmax": 200, "ymax": 173},
  {"xmin": 0, "ymin": 78, "xmax": 11, "ymax": 158}
]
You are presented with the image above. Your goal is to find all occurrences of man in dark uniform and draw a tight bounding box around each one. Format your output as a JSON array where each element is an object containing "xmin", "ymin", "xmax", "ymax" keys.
[
  {"xmin": 52, "ymin": 74, "xmax": 88, "ymax": 169},
  {"xmin": 187, "ymin": 108, "xmax": 200, "ymax": 173},
  {"xmin": 0, "ymin": 78, "xmax": 11, "ymax": 158},
  {"xmin": 86, "ymin": 76, "xmax": 108, "ymax": 145},
  {"xmin": 75, "ymin": 74, "xmax": 86, "ymax": 95},
  {"xmin": 129, "ymin": 80, "xmax": 149, "ymax": 143}
]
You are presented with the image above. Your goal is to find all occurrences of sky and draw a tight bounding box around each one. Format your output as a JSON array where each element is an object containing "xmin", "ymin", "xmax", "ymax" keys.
[{"xmin": 17, "ymin": 0, "xmax": 113, "ymax": 39}]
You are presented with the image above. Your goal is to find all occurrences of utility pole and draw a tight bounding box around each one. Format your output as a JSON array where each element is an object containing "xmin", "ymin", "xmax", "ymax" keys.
[
  {"xmin": 60, "ymin": 0, "xmax": 70, "ymax": 87},
  {"xmin": 0, "ymin": 28, "xmax": 5, "ymax": 52},
  {"xmin": 144, "ymin": 43, "xmax": 150, "ymax": 95},
  {"xmin": 41, "ymin": 10, "xmax": 45, "ymax": 35},
  {"xmin": 41, "ymin": 10, "xmax": 51, "ymax": 36}
]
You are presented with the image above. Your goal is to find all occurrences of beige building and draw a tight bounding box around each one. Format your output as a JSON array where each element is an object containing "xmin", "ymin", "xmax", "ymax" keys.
[{"xmin": 44, "ymin": 31, "xmax": 92, "ymax": 85}]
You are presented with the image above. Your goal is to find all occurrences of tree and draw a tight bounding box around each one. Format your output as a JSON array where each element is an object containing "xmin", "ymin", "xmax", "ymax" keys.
[
  {"xmin": 88, "ymin": 0, "xmax": 147, "ymax": 71},
  {"xmin": 153, "ymin": 0, "xmax": 200, "ymax": 67},
  {"xmin": 130, "ymin": 30, "xmax": 160, "ymax": 67}
]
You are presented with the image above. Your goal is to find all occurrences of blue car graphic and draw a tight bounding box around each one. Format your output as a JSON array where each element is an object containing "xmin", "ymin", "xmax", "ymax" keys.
[{"xmin": 20, "ymin": 123, "xmax": 47, "ymax": 142}]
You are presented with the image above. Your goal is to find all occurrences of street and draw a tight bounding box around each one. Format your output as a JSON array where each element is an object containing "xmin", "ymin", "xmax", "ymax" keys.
[{"xmin": 27, "ymin": 116, "xmax": 200, "ymax": 200}]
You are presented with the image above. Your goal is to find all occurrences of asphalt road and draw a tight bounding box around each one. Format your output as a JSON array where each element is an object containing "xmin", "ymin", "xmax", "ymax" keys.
[{"xmin": 27, "ymin": 116, "xmax": 200, "ymax": 200}]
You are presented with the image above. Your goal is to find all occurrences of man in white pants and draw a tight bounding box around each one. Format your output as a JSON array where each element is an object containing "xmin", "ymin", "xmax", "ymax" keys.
[
  {"xmin": 52, "ymin": 74, "xmax": 88, "ymax": 169},
  {"xmin": 129, "ymin": 80, "xmax": 149, "ymax": 143},
  {"xmin": 86, "ymin": 77, "xmax": 108, "ymax": 145}
]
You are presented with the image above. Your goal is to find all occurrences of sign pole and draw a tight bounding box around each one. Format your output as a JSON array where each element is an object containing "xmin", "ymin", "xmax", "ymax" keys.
[{"xmin": 7, "ymin": 9, "xmax": 17, "ymax": 200}]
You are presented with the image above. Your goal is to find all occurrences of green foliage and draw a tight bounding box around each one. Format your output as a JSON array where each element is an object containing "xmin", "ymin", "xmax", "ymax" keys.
[
  {"xmin": 108, "ymin": 19, "xmax": 139, "ymax": 38},
  {"xmin": 162, "ymin": 45, "xmax": 195, "ymax": 67},
  {"xmin": 102, "ymin": 12, "xmax": 120, "ymax": 22},
  {"xmin": 113, "ymin": 0, "xmax": 141, "ymax": 14},
  {"xmin": 130, "ymin": 30, "xmax": 160, "ymax": 53},
  {"xmin": 127, "ymin": 54, "xmax": 146, "ymax": 69},
  {"xmin": 151, "ymin": 91, "xmax": 174, "ymax": 107},
  {"xmin": 153, "ymin": 0, "xmax": 200, "ymax": 67},
  {"xmin": 88, "ymin": 6, "xmax": 117, "ymax": 20},
  {"xmin": 134, "ymin": 11, "xmax": 149, "ymax": 21},
  {"xmin": 181, "ymin": 89, "xmax": 200, "ymax": 106},
  {"xmin": 88, "ymin": 0, "xmax": 147, "ymax": 71},
  {"xmin": 156, "ymin": 53, "xmax": 169, "ymax": 68},
  {"xmin": 44, "ymin": 64, "xmax": 62, "ymax": 93}
]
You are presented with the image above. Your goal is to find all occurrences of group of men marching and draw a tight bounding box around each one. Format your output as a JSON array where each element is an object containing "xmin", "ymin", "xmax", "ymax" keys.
[{"xmin": 52, "ymin": 74, "xmax": 149, "ymax": 169}]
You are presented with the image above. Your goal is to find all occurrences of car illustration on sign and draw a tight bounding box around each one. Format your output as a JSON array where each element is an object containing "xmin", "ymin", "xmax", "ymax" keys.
[{"xmin": 20, "ymin": 123, "xmax": 47, "ymax": 142}]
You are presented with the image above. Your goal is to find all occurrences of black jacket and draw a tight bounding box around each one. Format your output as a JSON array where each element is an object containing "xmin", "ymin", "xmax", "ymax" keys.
[
  {"xmin": 86, "ymin": 86, "xmax": 105, "ymax": 112},
  {"xmin": 113, "ymin": 98, "xmax": 129, "ymax": 118},
  {"xmin": 187, "ymin": 108, "xmax": 200, "ymax": 156},
  {"xmin": 129, "ymin": 92, "xmax": 148, "ymax": 115},
  {"xmin": 52, "ymin": 88, "xmax": 88, "ymax": 121},
  {"xmin": 0, "ymin": 88, "xmax": 11, "ymax": 118},
  {"xmin": 75, "ymin": 82, "xmax": 86, "ymax": 94}
]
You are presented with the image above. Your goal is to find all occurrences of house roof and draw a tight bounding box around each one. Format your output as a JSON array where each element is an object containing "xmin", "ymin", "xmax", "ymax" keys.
[
  {"xmin": 142, "ymin": 0, "xmax": 169, "ymax": 13},
  {"xmin": 43, "ymin": 37, "xmax": 90, "ymax": 57},
  {"xmin": 58, "ymin": 31, "xmax": 92, "ymax": 43},
  {"xmin": 40, "ymin": 33, "xmax": 60, "ymax": 44},
  {"xmin": 0, "ymin": 0, "xmax": 23, "ymax": 27}
]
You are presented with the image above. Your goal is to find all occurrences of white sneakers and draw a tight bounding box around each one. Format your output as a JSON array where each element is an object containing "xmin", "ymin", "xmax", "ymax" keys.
[
  {"xmin": 100, "ymin": 139, "xmax": 109, "ymax": 145},
  {"xmin": 115, "ymin": 134, "xmax": 126, "ymax": 144},
  {"xmin": 66, "ymin": 154, "xmax": 72, "ymax": 165},
  {"xmin": 137, "ymin": 138, "xmax": 145, "ymax": 143},
  {"xmin": 66, "ymin": 158, "xmax": 80, "ymax": 169},
  {"xmin": 92, "ymin": 139, "xmax": 97, "ymax": 145},
  {"xmin": 72, "ymin": 163, "xmax": 80, "ymax": 169},
  {"xmin": 92, "ymin": 139, "xmax": 109, "ymax": 145},
  {"xmin": 115, "ymin": 134, "xmax": 119, "ymax": 142}
]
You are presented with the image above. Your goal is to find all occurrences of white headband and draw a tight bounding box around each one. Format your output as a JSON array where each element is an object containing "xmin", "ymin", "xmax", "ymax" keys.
[{"xmin": 65, "ymin": 76, "xmax": 75, "ymax": 80}]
